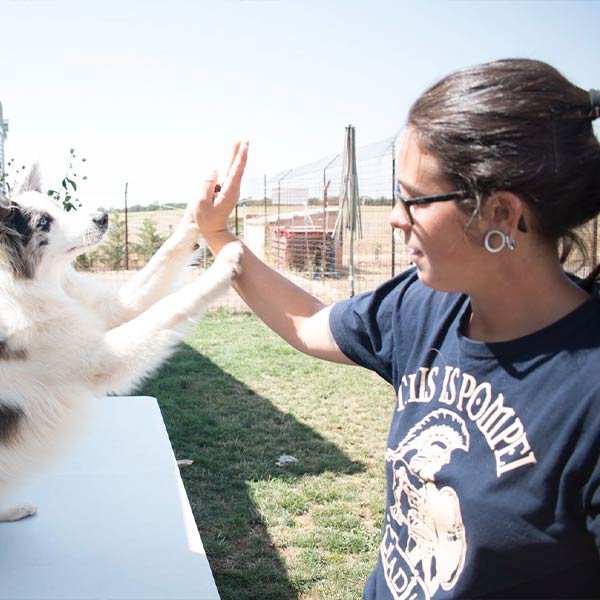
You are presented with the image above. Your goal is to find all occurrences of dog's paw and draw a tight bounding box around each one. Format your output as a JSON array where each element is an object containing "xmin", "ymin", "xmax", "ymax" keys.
[
  {"xmin": 214, "ymin": 241, "xmax": 243, "ymax": 278},
  {"xmin": 0, "ymin": 503, "xmax": 37, "ymax": 522}
]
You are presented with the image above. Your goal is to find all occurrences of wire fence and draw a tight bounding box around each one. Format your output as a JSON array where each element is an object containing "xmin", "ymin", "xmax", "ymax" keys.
[
  {"xmin": 237, "ymin": 132, "xmax": 410, "ymax": 304},
  {"xmin": 86, "ymin": 132, "xmax": 412, "ymax": 310},
  {"xmin": 82, "ymin": 130, "xmax": 599, "ymax": 311}
]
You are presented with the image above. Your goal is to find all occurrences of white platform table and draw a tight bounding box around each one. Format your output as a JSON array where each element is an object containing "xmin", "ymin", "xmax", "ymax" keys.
[{"xmin": 0, "ymin": 395, "xmax": 220, "ymax": 600}]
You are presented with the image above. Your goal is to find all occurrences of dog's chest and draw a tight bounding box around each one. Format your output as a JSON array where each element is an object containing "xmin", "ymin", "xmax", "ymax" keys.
[{"xmin": 3, "ymin": 295, "xmax": 106, "ymax": 375}]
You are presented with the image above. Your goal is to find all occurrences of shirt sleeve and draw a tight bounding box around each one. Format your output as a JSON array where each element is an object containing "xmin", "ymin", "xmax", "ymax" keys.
[{"xmin": 329, "ymin": 268, "xmax": 419, "ymax": 384}]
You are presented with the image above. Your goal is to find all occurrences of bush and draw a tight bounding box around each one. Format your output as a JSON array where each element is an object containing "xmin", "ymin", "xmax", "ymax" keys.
[{"xmin": 133, "ymin": 218, "xmax": 167, "ymax": 264}]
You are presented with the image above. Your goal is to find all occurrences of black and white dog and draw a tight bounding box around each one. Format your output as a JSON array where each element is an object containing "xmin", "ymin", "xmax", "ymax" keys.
[{"xmin": 0, "ymin": 169, "xmax": 241, "ymax": 521}]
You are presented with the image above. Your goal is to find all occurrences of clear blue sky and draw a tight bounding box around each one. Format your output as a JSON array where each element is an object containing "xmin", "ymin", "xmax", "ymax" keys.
[{"xmin": 2, "ymin": 0, "xmax": 599, "ymax": 209}]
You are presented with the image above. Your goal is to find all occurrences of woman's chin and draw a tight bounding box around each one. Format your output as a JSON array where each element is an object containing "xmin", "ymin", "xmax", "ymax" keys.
[{"xmin": 414, "ymin": 263, "xmax": 447, "ymax": 291}]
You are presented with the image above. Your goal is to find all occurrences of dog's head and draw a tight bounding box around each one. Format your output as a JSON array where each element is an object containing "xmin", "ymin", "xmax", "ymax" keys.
[{"xmin": 0, "ymin": 174, "xmax": 109, "ymax": 279}]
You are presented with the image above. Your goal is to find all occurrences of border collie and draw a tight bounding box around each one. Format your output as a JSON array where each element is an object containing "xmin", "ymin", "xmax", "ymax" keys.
[{"xmin": 0, "ymin": 169, "xmax": 241, "ymax": 521}]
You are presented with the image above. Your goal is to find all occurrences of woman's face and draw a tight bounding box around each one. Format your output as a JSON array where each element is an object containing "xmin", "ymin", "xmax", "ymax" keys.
[{"xmin": 391, "ymin": 127, "xmax": 486, "ymax": 293}]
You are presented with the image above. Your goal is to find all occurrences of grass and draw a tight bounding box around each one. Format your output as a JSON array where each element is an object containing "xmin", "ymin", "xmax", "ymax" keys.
[{"xmin": 136, "ymin": 311, "xmax": 395, "ymax": 600}]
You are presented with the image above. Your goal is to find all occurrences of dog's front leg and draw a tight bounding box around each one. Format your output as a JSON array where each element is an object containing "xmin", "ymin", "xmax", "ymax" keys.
[
  {"xmin": 88, "ymin": 242, "xmax": 242, "ymax": 394},
  {"xmin": 117, "ymin": 215, "xmax": 201, "ymax": 319}
]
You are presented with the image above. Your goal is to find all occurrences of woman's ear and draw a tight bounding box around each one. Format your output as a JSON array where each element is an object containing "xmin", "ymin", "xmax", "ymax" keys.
[{"xmin": 484, "ymin": 191, "xmax": 525, "ymax": 233}]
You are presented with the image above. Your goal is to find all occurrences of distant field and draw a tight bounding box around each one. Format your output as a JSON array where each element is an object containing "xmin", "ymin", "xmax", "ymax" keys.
[
  {"xmin": 116, "ymin": 204, "xmax": 408, "ymax": 297},
  {"xmin": 100, "ymin": 205, "xmax": 598, "ymax": 309},
  {"xmin": 121, "ymin": 204, "xmax": 394, "ymax": 247},
  {"xmin": 119, "ymin": 208, "xmax": 186, "ymax": 241}
]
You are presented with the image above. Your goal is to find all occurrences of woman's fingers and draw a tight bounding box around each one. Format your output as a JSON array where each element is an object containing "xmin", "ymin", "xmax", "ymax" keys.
[
  {"xmin": 218, "ymin": 140, "xmax": 248, "ymax": 200},
  {"xmin": 224, "ymin": 140, "xmax": 242, "ymax": 180},
  {"xmin": 193, "ymin": 141, "xmax": 249, "ymax": 235}
]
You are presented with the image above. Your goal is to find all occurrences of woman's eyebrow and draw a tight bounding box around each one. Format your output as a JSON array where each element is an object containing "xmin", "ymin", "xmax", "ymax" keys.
[{"xmin": 396, "ymin": 178, "xmax": 426, "ymax": 198}]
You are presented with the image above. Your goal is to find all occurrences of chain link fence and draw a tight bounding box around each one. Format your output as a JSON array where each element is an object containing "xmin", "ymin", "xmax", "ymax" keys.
[{"xmin": 236, "ymin": 132, "xmax": 411, "ymax": 305}]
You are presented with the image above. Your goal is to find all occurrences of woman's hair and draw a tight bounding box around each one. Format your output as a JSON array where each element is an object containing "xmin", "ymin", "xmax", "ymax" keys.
[{"xmin": 407, "ymin": 58, "xmax": 600, "ymax": 291}]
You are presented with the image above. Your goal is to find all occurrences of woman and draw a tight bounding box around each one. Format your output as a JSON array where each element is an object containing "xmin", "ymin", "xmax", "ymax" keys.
[{"xmin": 194, "ymin": 59, "xmax": 600, "ymax": 598}]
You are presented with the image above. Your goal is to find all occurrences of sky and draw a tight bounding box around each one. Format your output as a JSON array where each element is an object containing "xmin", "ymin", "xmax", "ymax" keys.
[{"xmin": 1, "ymin": 0, "xmax": 600, "ymax": 210}]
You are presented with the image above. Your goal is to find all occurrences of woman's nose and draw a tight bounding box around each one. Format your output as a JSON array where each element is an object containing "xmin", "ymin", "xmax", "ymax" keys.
[{"xmin": 389, "ymin": 203, "xmax": 412, "ymax": 232}]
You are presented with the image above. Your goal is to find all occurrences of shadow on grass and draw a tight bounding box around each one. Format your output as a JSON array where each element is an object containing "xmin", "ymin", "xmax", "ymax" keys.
[{"xmin": 137, "ymin": 342, "xmax": 365, "ymax": 600}]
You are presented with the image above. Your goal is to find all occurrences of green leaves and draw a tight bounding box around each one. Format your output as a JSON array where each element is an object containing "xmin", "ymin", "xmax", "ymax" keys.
[
  {"xmin": 63, "ymin": 177, "xmax": 77, "ymax": 192},
  {"xmin": 2, "ymin": 150, "xmax": 88, "ymax": 210},
  {"xmin": 52, "ymin": 148, "xmax": 88, "ymax": 211},
  {"xmin": 4, "ymin": 149, "xmax": 88, "ymax": 211}
]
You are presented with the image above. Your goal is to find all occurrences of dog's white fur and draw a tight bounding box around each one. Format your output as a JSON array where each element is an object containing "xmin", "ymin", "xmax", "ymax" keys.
[{"xmin": 0, "ymin": 173, "xmax": 241, "ymax": 521}]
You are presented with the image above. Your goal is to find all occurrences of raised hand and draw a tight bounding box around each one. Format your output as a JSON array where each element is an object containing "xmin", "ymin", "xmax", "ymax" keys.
[{"xmin": 193, "ymin": 140, "xmax": 249, "ymax": 240}]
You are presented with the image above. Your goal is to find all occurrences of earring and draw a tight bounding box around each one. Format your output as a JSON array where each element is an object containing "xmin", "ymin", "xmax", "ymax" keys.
[{"xmin": 484, "ymin": 230, "xmax": 516, "ymax": 253}]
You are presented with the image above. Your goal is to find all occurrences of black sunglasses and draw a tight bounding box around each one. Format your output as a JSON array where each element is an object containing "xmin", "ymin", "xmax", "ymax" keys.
[{"xmin": 394, "ymin": 180, "xmax": 467, "ymax": 225}]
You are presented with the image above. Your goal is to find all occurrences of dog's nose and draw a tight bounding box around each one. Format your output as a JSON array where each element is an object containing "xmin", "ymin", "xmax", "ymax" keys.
[{"xmin": 92, "ymin": 212, "xmax": 109, "ymax": 229}]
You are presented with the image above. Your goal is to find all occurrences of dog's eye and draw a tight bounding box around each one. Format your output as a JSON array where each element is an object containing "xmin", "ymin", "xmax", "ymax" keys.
[{"xmin": 36, "ymin": 216, "xmax": 52, "ymax": 231}]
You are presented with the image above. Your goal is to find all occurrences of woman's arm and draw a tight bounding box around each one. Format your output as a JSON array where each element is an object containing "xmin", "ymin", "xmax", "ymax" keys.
[{"xmin": 194, "ymin": 141, "xmax": 354, "ymax": 365}]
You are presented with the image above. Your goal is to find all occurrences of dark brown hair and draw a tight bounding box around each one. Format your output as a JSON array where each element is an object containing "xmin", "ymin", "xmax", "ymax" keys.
[{"xmin": 407, "ymin": 58, "xmax": 600, "ymax": 290}]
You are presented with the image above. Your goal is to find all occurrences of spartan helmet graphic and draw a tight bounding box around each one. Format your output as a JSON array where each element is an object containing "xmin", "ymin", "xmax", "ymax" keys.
[{"xmin": 382, "ymin": 409, "xmax": 470, "ymax": 600}]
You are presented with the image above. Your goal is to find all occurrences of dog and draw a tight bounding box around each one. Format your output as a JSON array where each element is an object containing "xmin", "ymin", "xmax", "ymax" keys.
[{"xmin": 0, "ymin": 167, "xmax": 241, "ymax": 521}]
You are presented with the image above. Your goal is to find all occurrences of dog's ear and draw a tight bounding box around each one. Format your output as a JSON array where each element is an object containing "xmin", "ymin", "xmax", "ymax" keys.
[{"xmin": 18, "ymin": 163, "xmax": 42, "ymax": 194}]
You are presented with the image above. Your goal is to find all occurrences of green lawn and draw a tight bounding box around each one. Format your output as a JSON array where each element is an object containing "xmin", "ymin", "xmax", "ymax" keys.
[{"xmin": 136, "ymin": 311, "xmax": 395, "ymax": 600}]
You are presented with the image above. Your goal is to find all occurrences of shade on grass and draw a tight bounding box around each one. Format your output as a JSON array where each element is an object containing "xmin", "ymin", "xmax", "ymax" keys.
[{"xmin": 136, "ymin": 312, "xmax": 393, "ymax": 600}]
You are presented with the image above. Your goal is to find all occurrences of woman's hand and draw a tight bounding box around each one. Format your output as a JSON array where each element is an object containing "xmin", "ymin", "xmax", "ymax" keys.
[{"xmin": 193, "ymin": 140, "xmax": 249, "ymax": 242}]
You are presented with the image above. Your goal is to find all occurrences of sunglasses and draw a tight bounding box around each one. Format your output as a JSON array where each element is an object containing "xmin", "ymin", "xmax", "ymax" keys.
[{"xmin": 394, "ymin": 180, "xmax": 467, "ymax": 225}]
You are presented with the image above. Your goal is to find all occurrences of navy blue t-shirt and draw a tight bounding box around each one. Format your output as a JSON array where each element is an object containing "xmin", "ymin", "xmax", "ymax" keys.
[{"xmin": 330, "ymin": 268, "xmax": 600, "ymax": 599}]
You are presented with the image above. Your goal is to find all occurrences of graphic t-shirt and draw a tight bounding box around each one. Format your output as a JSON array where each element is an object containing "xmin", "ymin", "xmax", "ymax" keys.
[{"xmin": 329, "ymin": 268, "xmax": 600, "ymax": 599}]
